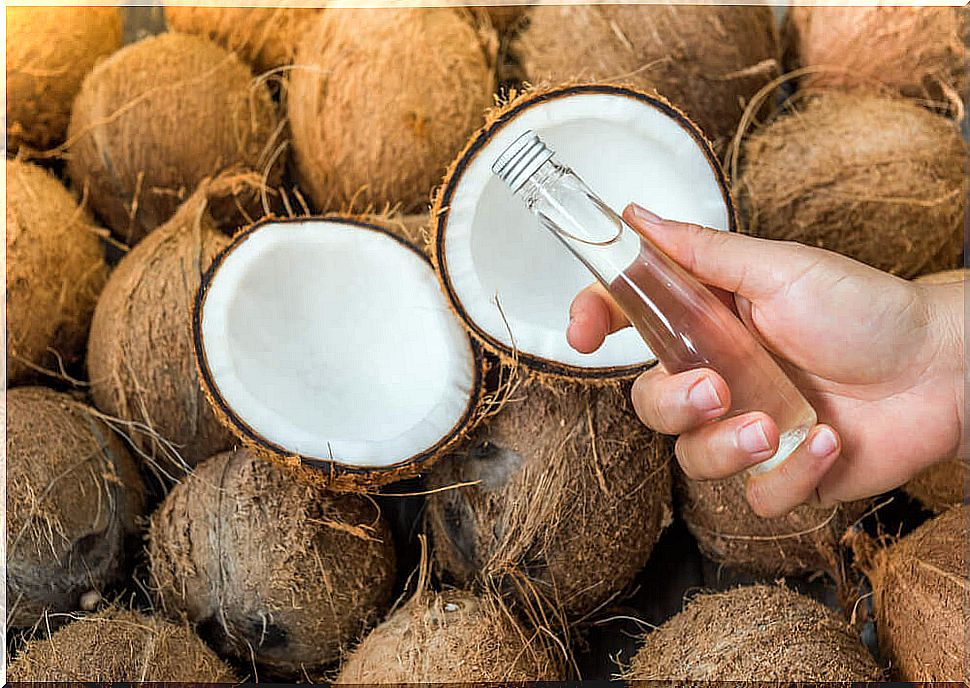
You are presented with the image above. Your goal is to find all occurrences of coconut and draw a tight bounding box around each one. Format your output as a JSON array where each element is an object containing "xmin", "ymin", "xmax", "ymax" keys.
[
  {"xmin": 335, "ymin": 589, "xmax": 563, "ymax": 683},
  {"xmin": 427, "ymin": 374, "xmax": 672, "ymax": 622},
  {"xmin": 6, "ymin": 159, "xmax": 109, "ymax": 385},
  {"xmin": 149, "ymin": 448, "xmax": 396, "ymax": 678},
  {"xmin": 677, "ymin": 467, "xmax": 868, "ymax": 578},
  {"xmin": 625, "ymin": 584, "xmax": 881, "ymax": 680},
  {"xmin": 288, "ymin": 7, "xmax": 494, "ymax": 213},
  {"xmin": 67, "ymin": 32, "xmax": 283, "ymax": 245},
  {"xmin": 192, "ymin": 216, "xmax": 482, "ymax": 490},
  {"xmin": 6, "ymin": 387, "xmax": 144, "ymax": 629},
  {"xmin": 475, "ymin": 4, "xmax": 524, "ymax": 34},
  {"xmin": 6, "ymin": 6, "xmax": 122, "ymax": 152},
  {"xmin": 784, "ymin": 7, "xmax": 968, "ymax": 108},
  {"xmin": 7, "ymin": 608, "xmax": 238, "ymax": 682},
  {"xmin": 852, "ymin": 505, "xmax": 969, "ymax": 680},
  {"xmin": 86, "ymin": 176, "xmax": 250, "ymax": 475},
  {"xmin": 738, "ymin": 92, "xmax": 966, "ymax": 278},
  {"xmin": 433, "ymin": 84, "xmax": 736, "ymax": 380},
  {"xmin": 513, "ymin": 5, "xmax": 779, "ymax": 147},
  {"xmin": 162, "ymin": 4, "xmax": 323, "ymax": 73}
]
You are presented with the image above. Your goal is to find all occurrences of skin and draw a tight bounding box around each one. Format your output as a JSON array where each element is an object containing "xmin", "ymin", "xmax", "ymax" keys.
[{"xmin": 569, "ymin": 203, "xmax": 965, "ymax": 518}]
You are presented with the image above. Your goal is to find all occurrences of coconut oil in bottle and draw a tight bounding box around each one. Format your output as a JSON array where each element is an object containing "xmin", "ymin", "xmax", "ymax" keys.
[{"xmin": 492, "ymin": 131, "xmax": 817, "ymax": 472}]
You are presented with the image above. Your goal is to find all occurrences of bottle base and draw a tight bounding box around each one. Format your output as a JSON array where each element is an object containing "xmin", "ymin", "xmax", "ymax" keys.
[{"xmin": 747, "ymin": 422, "xmax": 813, "ymax": 476}]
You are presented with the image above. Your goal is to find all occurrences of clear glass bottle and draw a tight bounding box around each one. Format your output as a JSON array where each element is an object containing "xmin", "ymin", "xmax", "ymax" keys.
[{"xmin": 492, "ymin": 130, "xmax": 817, "ymax": 473}]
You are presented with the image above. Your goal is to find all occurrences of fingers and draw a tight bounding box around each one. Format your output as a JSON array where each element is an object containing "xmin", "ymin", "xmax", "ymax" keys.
[
  {"xmin": 674, "ymin": 411, "xmax": 780, "ymax": 481},
  {"xmin": 567, "ymin": 283, "xmax": 630, "ymax": 353},
  {"xmin": 631, "ymin": 367, "xmax": 730, "ymax": 434}
]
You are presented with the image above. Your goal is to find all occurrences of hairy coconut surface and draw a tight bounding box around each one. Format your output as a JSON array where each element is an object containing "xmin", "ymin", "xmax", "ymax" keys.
[
  {"xmin": 86, "ymin": 177, "xmax": 246, "ymax": 475},
  {"xmin": 289, "ymin": 7, "xmax": 494, "ymax": 213},
  {"xmin": 162, "ymin": 4, "xmax": 323, "ymax": 73},
  {"xmin": 149, "ymin": 448, "xmax": 397, "ymax": 678},
  {"xmin": 785, "ymin": 7, "xmax": 968, "ymax": 108},
  {"xmin": 6, "ymin": 6, "xmax": 122, "ymax": 152},
  {"xmin": 625, "ymin": 584, "xmax": 881, "ymax": 680},
  {"xmin": 335, "ymin": 589, "xmax": 563, "ymax": 683},
  {"xmin": 677, "ymin": 467, "xmax": 867, "ymax": 577},
  {"xmin": 513, "ymin": 5, "xmax": 779, "ymax": 147},
  {"xmin": 7, "ymin": 608, "xmax": 238, "ymax": 682},
  {"xmin": 67, "ymin": 32, "xmax": 283, "ymax": 245},
  {"xmin": 6, "ymin": 159, "xmax": 108, "ymax": 385},
  {"xmin": 739, "ymin": 92, "xmax": 966, "ymax": 278},
  {"xmin": 427, "ymin": 374, "xmax": 672, "ymax": 622},
  {"xmin": 6, "ymin": 387, "xmax": 144, "ymax": 629}
]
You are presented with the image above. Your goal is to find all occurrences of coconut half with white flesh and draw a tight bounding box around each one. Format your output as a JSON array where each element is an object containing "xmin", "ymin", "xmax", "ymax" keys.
[
  {"xmin": 194, "ymin": 217, "xmax": 483, "ymax": 489},
  {"xmin": 433, "ymin": 84, "xmax": 737, "ymax": 379}
]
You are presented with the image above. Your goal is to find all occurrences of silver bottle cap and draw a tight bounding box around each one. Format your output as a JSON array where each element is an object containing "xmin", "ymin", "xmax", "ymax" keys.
[{"xmin": 492, "ymin": 130, "xmax": 554, "ymax": 193}]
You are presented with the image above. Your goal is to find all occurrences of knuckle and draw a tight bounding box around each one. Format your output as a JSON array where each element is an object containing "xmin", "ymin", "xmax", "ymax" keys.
[{"xmin": 745, "ymin": 478, "xmax": 783, "ymax": 519}]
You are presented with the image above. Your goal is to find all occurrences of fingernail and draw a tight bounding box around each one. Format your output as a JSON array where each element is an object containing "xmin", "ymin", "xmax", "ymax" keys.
[
  {"xmin": 687, "ymin": 376, "xmax": 721, "ymax": 414},
  {"xmin": 629, "ymin": 203, "xmax": 664, "ymax": 224},
  {"xmin": 738, "ymin": 419, "xmax": 771, "ymax": 456},
  {"xmin": 809, "ymin": 426, "xmax": 838, "ymax": 458}
]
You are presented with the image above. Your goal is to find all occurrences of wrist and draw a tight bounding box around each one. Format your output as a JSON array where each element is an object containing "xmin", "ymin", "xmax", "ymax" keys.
[{"xmin": 923, "ymin": 280, "xmax": 965, "ymax": 456}]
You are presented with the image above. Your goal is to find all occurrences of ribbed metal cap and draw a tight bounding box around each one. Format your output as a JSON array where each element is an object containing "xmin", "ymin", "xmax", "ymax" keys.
[{"xmin": 492, "ymin": 130, "xmax": 554, "ymax": 193}]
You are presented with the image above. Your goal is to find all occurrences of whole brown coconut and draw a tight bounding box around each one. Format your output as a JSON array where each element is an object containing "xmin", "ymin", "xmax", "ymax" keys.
[
  {"xmin": 676, "ymin": 467, "xmax": 868, "ymax": 578},
  {"xmin": 86, "ymin": 176, "xmax": 246, "ymax": 474},
  {"xmin": 335, "ymin": 589, "xmax": 563, "ymax": 683},
  {"xmin": 6, "ymin": 387, "xmax": 144, "ymax": 629},
  {"xmin": 6, "ymin": 6, "xmax": 122, "ymax": 152},
  {"xmin": 6, "ymin": 159, "xmax": 108, "ymax": 385},
  {"xmin": 785, "ymin": 7, "xmax": 968, "ymax": 107},
  {"xmin": 513, "ymin": 5, "xmax": 779, "ymax": 147},
  {"xmin": 149, "ymin": 448, "xmax": 397, "ymax": 678},
  {"xmin": 7, "ymin": 608, "xmax": 238, "ymax": 682},
  {"xmin": 427, "ymin": 374, "xmax": 672, "ymax": 622},
  {"xmin": 625, "ymin": 585, "xmax": 881, "ymax": 681},
  {"xmin": 739, "ymin": 93, "xmax": 966, "ymax": 278},
  {"xmin": 162, "ymin": 5, "xmax": 323, "ymax": 73},
  {"xmin": 67, "ymin": 32, "xmax": 283, "ymax": 245},
  {"xmin": 289, "ymin": 8, "xmax": 494, "ymax": 213},
  {"xmin": 852, "ymin": 505, "xmax": 969, "ymax": 680}
]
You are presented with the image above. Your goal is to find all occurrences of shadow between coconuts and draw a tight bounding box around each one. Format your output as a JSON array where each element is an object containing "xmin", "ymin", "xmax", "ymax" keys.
[
  {"xmin": 192, "ymin": 215, "xmax": 486, "ymax": 492},
  {"xmin": 431, "ymin": 82, "xmax": 741, "ymax": 381}
]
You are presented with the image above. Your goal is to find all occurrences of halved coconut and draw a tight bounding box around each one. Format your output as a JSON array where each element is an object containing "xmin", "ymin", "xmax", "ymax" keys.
[
  {"xmin": 194, "ymin": 217, "xmax": 482, "ymax": 489},
  {"xmin": 432, "ymin": 84, "xmax": 736, "ymax": 380}
]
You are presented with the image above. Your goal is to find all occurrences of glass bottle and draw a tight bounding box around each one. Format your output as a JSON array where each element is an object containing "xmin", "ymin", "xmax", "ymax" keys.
[{"xmin": 492, "ymin": 130, "xmax": 817, "ymax": 473}]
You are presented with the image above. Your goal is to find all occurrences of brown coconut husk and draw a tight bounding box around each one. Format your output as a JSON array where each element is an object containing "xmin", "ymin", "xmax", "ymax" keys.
[
  {"xmin": 162, "ymin": 4, "xmax": 323, "ymax": 74},
  {"xmin": 512, "ymin": 5, "xmax": 779, "ymax": 149},
  {"xmin": 6, "ymin": 6, "xmax": 122, "ymax": 153},
  {"xmin": 6, "ymin": 159, "xmax": 108, "ymax": 385},
  {"xmin": 85, "ymin": 174, "xmax": 259, "ymax": 475},
  {"xmin": 335, "ymin": 588, "xmax": 564, "ymax": 683},
  {"xmin": 427, "ymin": 372, "xmax": 672, "ymax": 624},
  {"xmin": 6, "ymin": 387, "xmax": 144, "ymax": 629},
  {"xmin": 784, "ymin": 7, "xmax": 968, "ymax": 113},
  {"xmin": 67, "ymin": 32, "xmax": 283, "ymax": 245},
  {"xmin": 624, "ymin": 584, "xmax": 882, "ymax": 681},
  {"xmin": 149, "ymin": 447, "xmax": 397, "ymax": 679},
  {"xmin": 738, "ymin": 92, "xmax": 966, "ymax": 279},
  {"xmin": 7, "ymin": 608, "xmax": 238, "ymax": 682},
  {"xmin": 288, "ymin": 7, "xmax": 495, "ymax": 213},
  {"xmin": 849, "ymin": 504, "xmax": 969, "ymax": 680}
]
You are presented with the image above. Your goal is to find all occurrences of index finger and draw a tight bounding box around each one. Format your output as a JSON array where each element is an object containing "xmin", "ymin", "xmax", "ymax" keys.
[{"xmin": 567, "ymin": 282, "xmax": 631, "ymax": 353}]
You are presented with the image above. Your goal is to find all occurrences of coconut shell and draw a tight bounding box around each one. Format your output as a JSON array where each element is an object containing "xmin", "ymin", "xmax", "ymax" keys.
[
  {"xmin": 6, "ymin": 387, "xmax": 144, "ymax": 629},
  {"xmin": 288, "ymin": 8, "xmax": 494, "ymax": 213},
  {"xmin": 7, "ymin": 608, "xmax": 238, "ymax": 682},
  {"xmin": 6, "ymin": 6, "xmax": 122, "ymax": 153},
  {"xmin": 738, "ymin": 92, "xmax": 966, "ymax": 278},
  {"xmin": 67, "ymin": 32, "xmax": 283, "ymax": 245},
  {"xmin": 785, "ymin": 7, "xmax": 968, "ymax": 108},
  {"xmin": 335, "ymin": 589, "xmax": 563, "ymax": 683},
  {"xmin": 86, "ymin": 176, "xmax": 246, "ymax": 474},
  {"xmin": 513, "ymin": 5, "xmax": 779, "ymax": 147},
  {"xmin": 162, "ymin": 5, "xmax": 323, "ymax": 73},
  {"xmin": 6, "ymin": 159, "xmax": 108, "ymax": 385},
  {"xmin": 855, "ymin": 505, "xmax": 969, "ymax": 680},
  {"xmin": 427, "ymin": 373, "xmax": 672, "ymax": 622},
  {"xmin": 149, "ymin": 447, "xmax": 397, "ymax": 678},
  {"xmin": 625, "ymin": 584, "xmax": 881, "ymax": 680}
]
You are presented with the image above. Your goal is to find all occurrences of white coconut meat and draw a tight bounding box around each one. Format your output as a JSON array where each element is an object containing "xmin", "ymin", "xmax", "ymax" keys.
[
  {"xmin": 437, "ymin": 87, "xmax": 734, "ymax": 377},
  {"xmin": 197, "ymin": 219, "xmax": 479, "ymax": 469}
]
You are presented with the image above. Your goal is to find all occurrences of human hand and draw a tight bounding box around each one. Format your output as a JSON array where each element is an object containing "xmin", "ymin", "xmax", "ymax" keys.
[{"xmin": 569, "ymin": 203, "xmax": 965, "ymax": 517}]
